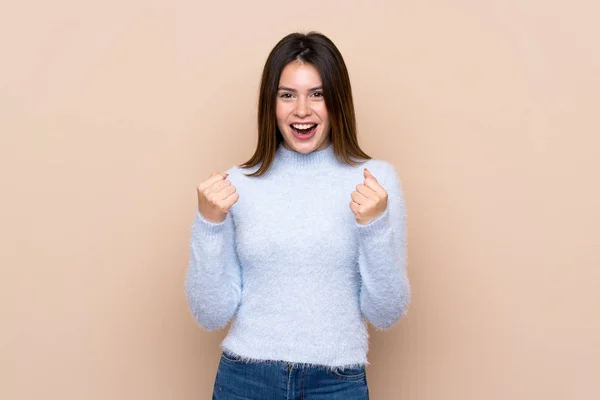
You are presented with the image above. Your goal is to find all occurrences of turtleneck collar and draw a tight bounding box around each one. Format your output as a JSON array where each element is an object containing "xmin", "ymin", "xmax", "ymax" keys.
[{"xmin": 273, "ymin": 142, "xmax": 339, "ymax": 170}]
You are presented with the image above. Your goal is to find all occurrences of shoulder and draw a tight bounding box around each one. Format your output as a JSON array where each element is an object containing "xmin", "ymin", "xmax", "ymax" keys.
[
  {"xmin": 222, "ymin": 164, "xmax": 261, "ymax": 186},
  {"xmin": 359, "ymin": 158, "xmax": 400, "ymax": 185}
]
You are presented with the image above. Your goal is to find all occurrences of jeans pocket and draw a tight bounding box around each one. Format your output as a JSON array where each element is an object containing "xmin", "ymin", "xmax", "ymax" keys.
[
  {"xmin": 327, "ymin": 365, "xmax": 366, "ymax": 381},
  {"xmin": 220, "ymin": 350, "xmax": 243, "ymax": 364}
]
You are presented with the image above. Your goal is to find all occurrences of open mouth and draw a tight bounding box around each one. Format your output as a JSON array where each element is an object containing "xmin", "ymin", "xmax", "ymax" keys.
[{"xmin": 291, "ymin": 123, "xmax": 318, "ymax": 135}]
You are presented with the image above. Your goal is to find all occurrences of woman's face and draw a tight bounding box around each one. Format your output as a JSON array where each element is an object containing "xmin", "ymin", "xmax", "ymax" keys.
[{"xmin": 276, "ymin": 61, "xmax": 331, "ymax": 153}]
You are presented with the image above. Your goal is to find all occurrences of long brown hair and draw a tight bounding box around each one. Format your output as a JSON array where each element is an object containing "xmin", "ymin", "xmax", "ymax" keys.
[{"xmin": 239, "ymin": 32, "xmax": 371, "ymax": 177}]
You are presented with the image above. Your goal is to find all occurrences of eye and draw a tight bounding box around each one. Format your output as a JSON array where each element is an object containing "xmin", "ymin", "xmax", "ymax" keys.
[
  {"xmin": 312, "ymin": 91, "xmax": 324, "ymax": 98},
  {"xmin": 279, "ymin": 92, "xmax": 294, "ymax": 99}
]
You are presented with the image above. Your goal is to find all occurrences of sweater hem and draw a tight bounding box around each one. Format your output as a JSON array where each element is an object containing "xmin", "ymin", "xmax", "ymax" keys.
[{"xmin": 220, "ymin": 337, "xmax": 369, "ymax": 370}]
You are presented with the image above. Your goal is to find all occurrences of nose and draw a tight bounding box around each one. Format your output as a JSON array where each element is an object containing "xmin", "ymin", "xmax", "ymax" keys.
[{"xmin": 294, "ymin": 98, "xmax": 311, "ymax": 118}]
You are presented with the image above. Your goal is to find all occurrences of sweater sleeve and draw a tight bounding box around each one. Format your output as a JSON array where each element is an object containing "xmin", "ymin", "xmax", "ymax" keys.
[
  {"xmin": 184, "ymin": 209, "xmax": 242, "ymax": 331},
  {"xmin": 356, "ymin": 163, "xmax": 411, "ymax": 330}
]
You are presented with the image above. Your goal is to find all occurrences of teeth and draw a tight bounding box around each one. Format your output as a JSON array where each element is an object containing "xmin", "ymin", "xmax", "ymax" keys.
[{"xmin": 292, "ymin": 124, "xmax": 316, "ymax": 129}]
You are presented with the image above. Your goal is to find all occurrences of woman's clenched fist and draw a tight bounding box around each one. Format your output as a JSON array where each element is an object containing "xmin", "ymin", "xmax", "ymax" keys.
[
  {"xmin": 350, "ymin": 168, "xmax": 388, "ymax": 225},
  {"xmin": 197, "ymin": 172, "xmax": 239, "ymax": 223}
]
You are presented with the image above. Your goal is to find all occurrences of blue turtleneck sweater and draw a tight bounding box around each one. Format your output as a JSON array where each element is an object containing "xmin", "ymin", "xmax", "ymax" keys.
[{"xmin": 185, "ymin": 143, "xmax": 410, "ymax": 369}]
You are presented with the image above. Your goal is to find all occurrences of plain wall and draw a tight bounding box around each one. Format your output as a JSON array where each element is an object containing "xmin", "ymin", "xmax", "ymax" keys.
[{"xmin": 1, "ymin": 1, "xmax": 598, "ymax": 399}]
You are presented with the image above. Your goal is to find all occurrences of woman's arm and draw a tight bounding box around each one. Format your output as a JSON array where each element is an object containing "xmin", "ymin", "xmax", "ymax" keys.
[
  {"xmin": 356, "ymin": 163, "xmax": 411, "ymax": 330},
  {"xmin": 184, "ymin": 210, "xmax": 242, "ymax": 331}
]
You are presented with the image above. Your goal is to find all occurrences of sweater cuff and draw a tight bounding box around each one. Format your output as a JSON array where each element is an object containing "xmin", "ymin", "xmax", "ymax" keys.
[
  {"xmin": 355, "ymin": 205, "xmax": 391, "ymax": 239},
  {"xmin": 191, "ymin": 209, "xmax": 229, "ymax": 243}
]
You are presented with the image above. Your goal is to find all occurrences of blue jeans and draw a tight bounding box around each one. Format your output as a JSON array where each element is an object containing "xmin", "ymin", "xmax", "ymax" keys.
[{"xmin": 212, "ymin": 350, "xmax": 369, "ymax": 399}]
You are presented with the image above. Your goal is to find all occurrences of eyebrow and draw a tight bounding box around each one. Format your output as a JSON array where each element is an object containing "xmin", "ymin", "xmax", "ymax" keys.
[{"xmin": 277, "ymin": 86, "xmax": 323, "ymax": 92}]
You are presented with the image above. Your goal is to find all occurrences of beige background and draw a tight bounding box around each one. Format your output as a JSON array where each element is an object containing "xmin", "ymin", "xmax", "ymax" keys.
[{"xmin": 1, "ymin": 0, "xmax": 599, "ymax": 399}]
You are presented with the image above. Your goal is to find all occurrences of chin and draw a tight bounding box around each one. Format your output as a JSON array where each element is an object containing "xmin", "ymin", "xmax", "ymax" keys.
[
  {"xmin": 285, "ymin": 134, "xmax": 323, "ymax": 152},
  {"xmin": 292, "ymin": 141, "xmax": 321, "ymax": 153}
]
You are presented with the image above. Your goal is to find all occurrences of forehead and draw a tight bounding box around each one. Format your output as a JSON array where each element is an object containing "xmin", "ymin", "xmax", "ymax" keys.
[{"xmin": 278, "ymin": 61, "xmax": 322, "ymax": 87}]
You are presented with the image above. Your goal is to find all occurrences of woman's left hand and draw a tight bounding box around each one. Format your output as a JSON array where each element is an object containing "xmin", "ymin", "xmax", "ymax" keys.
[{"xmin": 350, "ymin": 168, "xmax": 388, "ymax": 225}]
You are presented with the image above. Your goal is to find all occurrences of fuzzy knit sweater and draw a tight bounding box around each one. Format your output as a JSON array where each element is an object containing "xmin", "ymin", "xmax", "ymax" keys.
[{"xmin": 184, "ymin": 143, "xmax": 410, "ymax": 369}]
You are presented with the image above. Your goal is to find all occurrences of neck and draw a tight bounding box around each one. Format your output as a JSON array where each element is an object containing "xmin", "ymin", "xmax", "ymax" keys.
[{"xmin": 274, "ymin": 142, "xmax": 339, "ymax": 170}]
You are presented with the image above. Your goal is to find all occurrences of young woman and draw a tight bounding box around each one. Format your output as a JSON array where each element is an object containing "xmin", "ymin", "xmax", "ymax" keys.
[{"xmin": 185, "ymin": 32, "xmax": 410, "ymax": 399}]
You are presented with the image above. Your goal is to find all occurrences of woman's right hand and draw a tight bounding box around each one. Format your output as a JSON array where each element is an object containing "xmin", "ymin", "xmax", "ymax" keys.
[{"xmin": 197, "ymin": 172, "xmax": 239, "ymax": 223}]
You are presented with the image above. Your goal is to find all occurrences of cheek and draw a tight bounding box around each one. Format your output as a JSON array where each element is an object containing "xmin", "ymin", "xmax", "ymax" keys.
[
  {"xmin": 314, "ymin": 103, "xmax": 329, "ymax": 123},
  {"xmin": 275, "ymin": 103, "xmax": 291, "ymax": 124}
]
